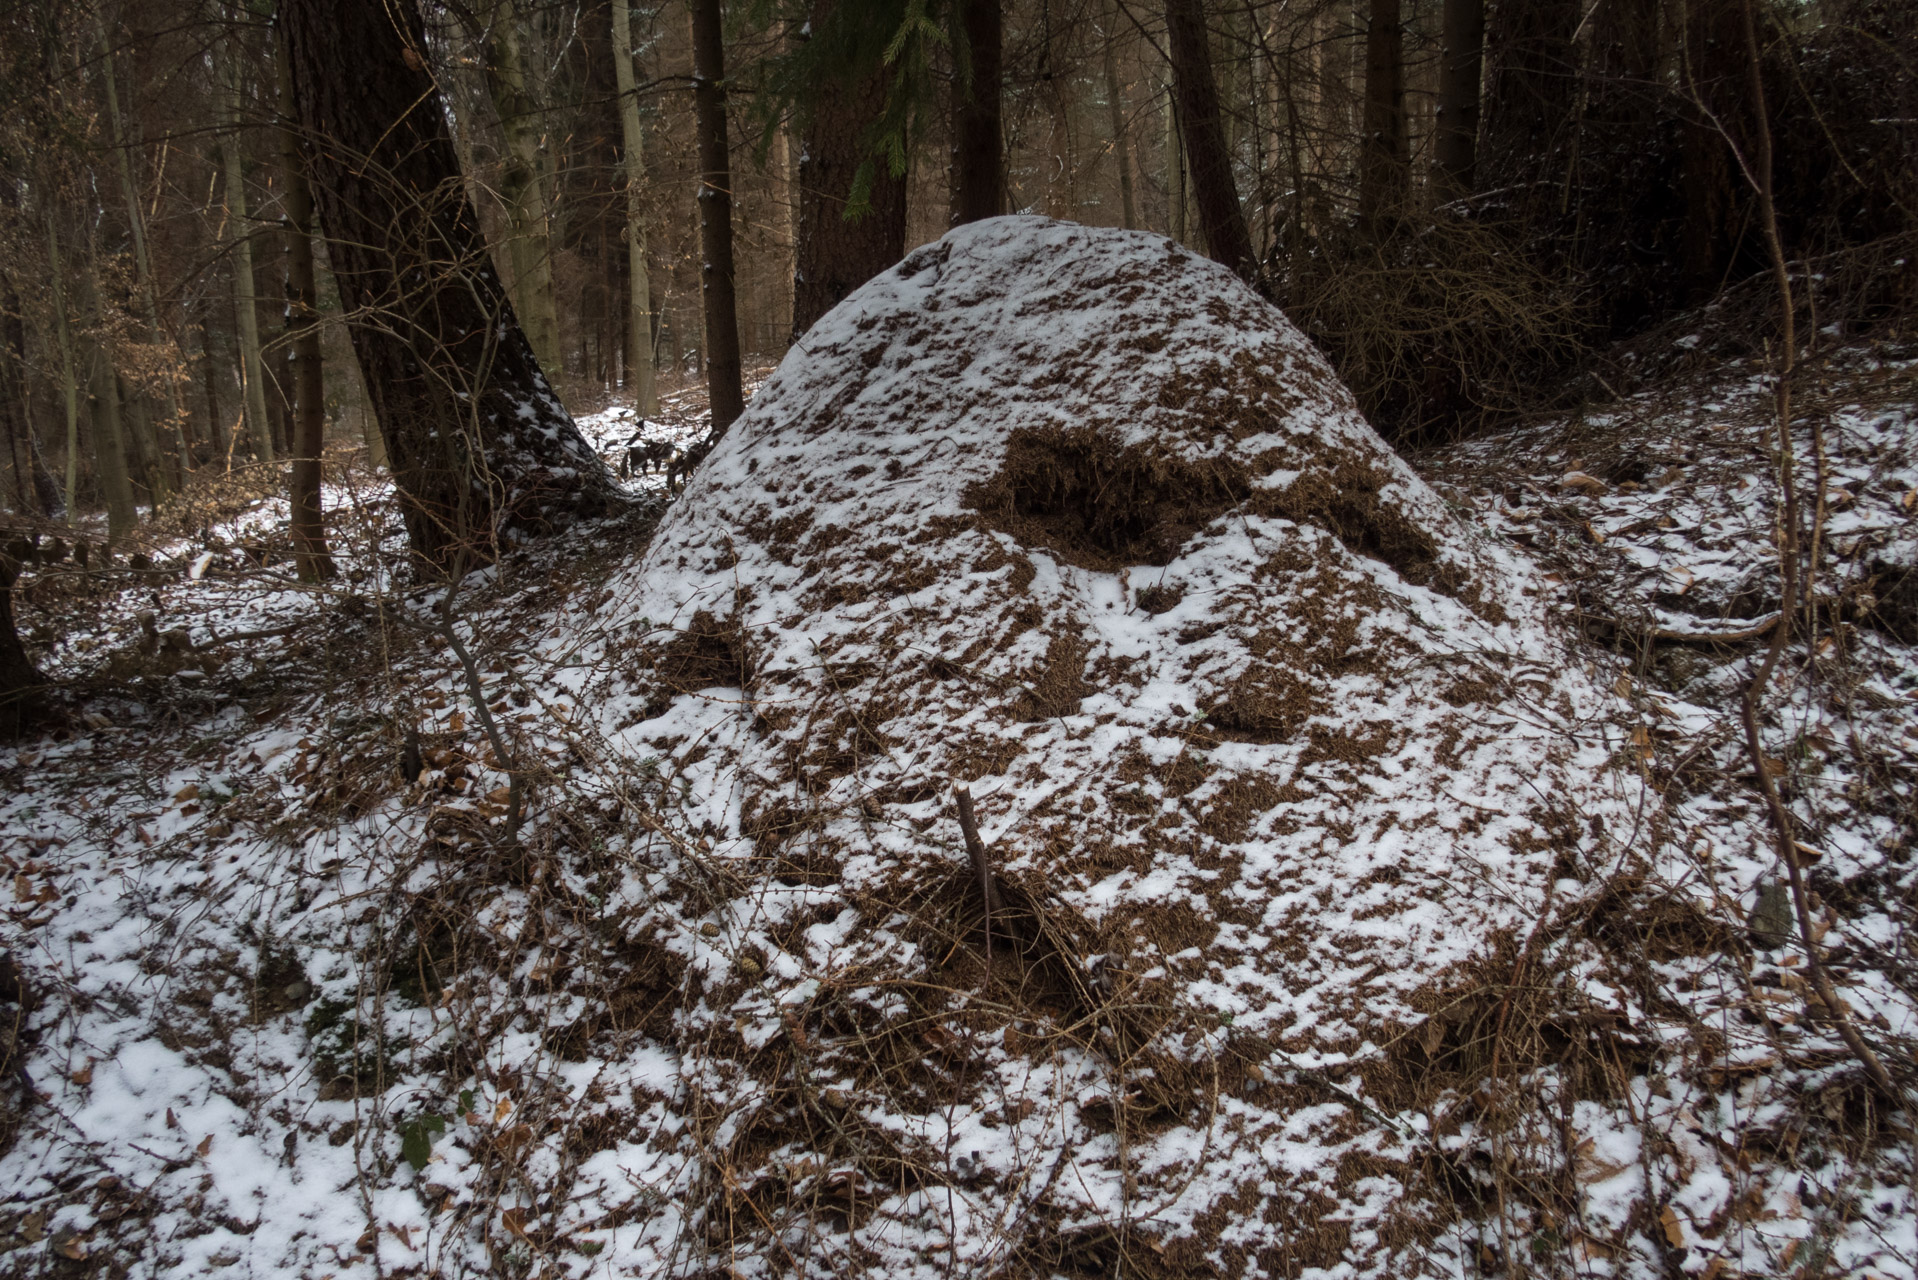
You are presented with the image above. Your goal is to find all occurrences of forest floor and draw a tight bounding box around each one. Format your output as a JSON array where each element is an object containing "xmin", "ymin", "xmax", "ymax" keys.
[{"xmin": 1, "ymin": 227, "xmax": 1915, "ymax": 1280}]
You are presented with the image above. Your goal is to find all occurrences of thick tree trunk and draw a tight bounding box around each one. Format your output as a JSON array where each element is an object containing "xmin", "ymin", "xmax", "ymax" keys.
[
  {"xmin": 278, "ymin": 34, "xmax": 334, "ymax": 580},
  {"xmin": 282, "ymin": 0, "xmax": 615, "ymax": 566},
  {"xmin": 689, "ymin": 0, "xmax": 744, "ymax": 436},
  {"xmin": 1680, "ymin": 0, "xmax": 1750, "ymax": 302},
  {"xmin": 951, "ymin": 0, "xmax": 1005, "ymax": 225},
  {"xmin": 1434, "ymin": 0, "xmax": 1483, "ymax": 192},
  {"xmin": 792, "ymin": 0, "xmax": 907, "ymax": 338},
  {"xmin": 1163, "ymin": 0, "xmax": 1256, "ymax": 282},
  {"xmin": 222, "ymin": 36, "xmax": 276, "ymax": 466},
  {"xmin": 481, "ymin": 0, "xmax": 564, "ymax": 377},
  {"xmin": 611, "ymin": 0, "xmax": 657, "ymax": 417},
  {"xmin": 1359, "ymin": 0, "xmax": 1408, "ymax": 226},
  {"xmin": 1477, "ymin": 0, "xmax": 1579, "ymax": 214}
]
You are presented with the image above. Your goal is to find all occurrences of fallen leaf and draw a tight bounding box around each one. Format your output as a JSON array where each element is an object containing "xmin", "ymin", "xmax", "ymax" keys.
[
  {"xmin": 485, "ymin": 786, "xmax": 513, "ymax": 805},
  {"xmin": 494, "ymin": 1096, "xmax": 514, "ymax": 1122},
  {"xmin": 501, "ymin": 1207, "xmax": 531, "ymax": 1241},
  {"xmin": 174, "ymin": 783, "xmax": 200, "ymax": 802},
  {"xmin": 1701, "ymin": 1256, "xmax": 1726, "ymax": 1280},
  {"xmin": 196, "ymin": 1133, "xmax": 213, "ymax": 1157},
  {"xmin": 166, "ymin": 1107, "xmax": 179, "ymax": 1129},
  {"xmin": 54, "ymin": 1234, "xmax": 87, "ymax": 1261},
  {"xmin": 71, "ymin": 1060, "xmax": 93, "ymax": 1086},
  {"xmin": 1560, "ymin": 470, "xmax": 1609, "ymax": 495},
  {"xmin": 1660, "ymin": 1205, "xmax": 1685, "ymax": 1248},
  {"xmin": 1613, "ymin": 676, "xmax": 1633, "ymax": 698},
  {"xmin": 448, "ymin": 711, "xmax": 466, "ymax": 734}
]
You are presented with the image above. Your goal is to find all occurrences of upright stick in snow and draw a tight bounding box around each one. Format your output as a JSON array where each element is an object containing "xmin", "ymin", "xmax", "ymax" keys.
[{"xmin": 281, "ymin": 0, "xmax": 617, "ymax": 566}]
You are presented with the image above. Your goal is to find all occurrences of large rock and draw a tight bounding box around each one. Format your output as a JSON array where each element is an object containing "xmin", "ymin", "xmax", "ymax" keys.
[{"xmin": 589, "ymin": 217, "xmax": 1634, "ymax": 1274}]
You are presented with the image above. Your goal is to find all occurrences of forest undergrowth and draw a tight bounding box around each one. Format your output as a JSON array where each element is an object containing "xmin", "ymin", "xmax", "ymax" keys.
[{"xmin": 0, "ymin": 311, "xmax": 1915, "ymax": 1279}]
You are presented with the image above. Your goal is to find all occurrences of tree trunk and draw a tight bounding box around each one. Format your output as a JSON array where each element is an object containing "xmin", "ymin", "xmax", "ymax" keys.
[
  {"xmin": 1680, "ymin": 0, "xmax": 1749, "ymax": 302},
  {"xmin": 98, "ymin": 12, "xmax": 184, "ymax": 492},
  {"xmin": 194, "ymin": 287, "xmax": 229, "ymax": 464},
  {"xmin": 1359, "ymin": 0, "xmax": 1407, "ymax": 226},
  {"xmin": 1163, "ymin": 0, "xmax": 1255, "ymax": 281},
  {"xmin": 611, "ymin": 0, "xmax": 658, "ymax": 418},
  {"xmin": 278, "ymin": 33, "xmax": 334, "ymax": 580},
  {"xmin": 481, "ymin": 0, "xmax": 564, "ymax": 377},
  {"xmin": 1102, "ymin": 25, "xmax": 1136, "ymax": 230},
  {"xmin": 950, "ymin": 0, "xmax": 1005, "ymax": 225},
  {"xmin": 689, "ymin": 0, "xmax": 745, "ymax": 436},
  {"xmin": 1434, "ymin": 0, "xmax": 1483, "ymax": 193},
  {"xmin": 1477, "ymin": 0, "xmax": 1579, "ymax": 214},
  {"xmin": 1164, "ymin": 80, "xmax": 1187, "ymax": 242},
  {"xmin": 0, "ymin": 279, "xmax": 62, "ymax": 519},
  {"xmin": 282, "ymin": 0, "xmax": 615, "ymax": 566},
  {"xmin": 792, "ymin": 0, "xmax": 907, "ymax": 338},
  {"xmin": 222, "ymin": 34, "xmax": 276, "ymax": 466},
  {"xmin": 0, "ymin": 547, "xmax": 44, "ymax": 737},
  {"xmin": 89, "ymin": 354, "xmax": 139, "ymax": 543},
  {"xmin": 44, "ymin": 211, "xmax": 82, "ymax": 520}
]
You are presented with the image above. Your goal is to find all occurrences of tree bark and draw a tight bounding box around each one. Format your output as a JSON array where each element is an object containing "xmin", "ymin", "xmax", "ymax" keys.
[
  {"xmin": 1359, "ymin": 0, "xmax": 1408, "ymax": 226},
  {"xmin": 1102, "ymin": 24, "xmax": 1136, "ymax": 230},
  {"xmin": 689, "ymin": 0, "xmax": 744, "ymax": 436},
  {"xmin": 1163, "ymin": 0, "xmax": 1255, "ymax": 282},
  {"xmin": 792, "ymin": 0, "xmax": 907, "ymax": 338},
  {"xmin": 611, "ymin": 0, "xmax": 658, "ymax": 417},
  {"xmin": 1477, "ymin": 0, "xmax": 1579, "ymax": 214},
  {"xmin": 282, "ymin": 0, "xmax": 615, "ymax": 566},
  {"xmin": 89, "ymin": 354, "xmax": 139, "ymax": 543},
  {"xmin": 480, "ymin": 0, "xmax": 564, "ymax": 377},
  {"xmin": 277, "ymin": 33, "xmax": 334, "ymax": 580},
  {"xmin": 43, "ymin": 211, "xmax": 82, "ymax": 520},
  {"xmin": 1434, "ymin": 0, "xmax": 1483, "ymax": 193},
  {"xmin": 0, "ymin": 546, "xmax": 44, "ymax": 737},
  {"xmin": 950, "ymin": 0, "xmax": 1005, "ymax": 225},
  {"xmin": 222, "ymin": 33, "xmax": 276, "ymax": 466}
]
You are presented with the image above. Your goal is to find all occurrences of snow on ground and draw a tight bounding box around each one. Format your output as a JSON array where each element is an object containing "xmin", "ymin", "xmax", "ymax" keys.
[{"xmin": 0, "ymin": 219, "xmax": 1912, "ymax": 1280}]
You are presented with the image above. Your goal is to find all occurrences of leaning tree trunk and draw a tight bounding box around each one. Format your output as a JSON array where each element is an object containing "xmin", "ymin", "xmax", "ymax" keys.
[
  {"xmin": 792, "ymin": 0, "xmax": 907, "ymax": 337},
  {"xmin": 277, "ymin": 33, "xmax": 334, "ymax": 580},
  {"xmin": 610, "ymin": 0, "xmax": 657, "ymax": 417},
  {"xmin": 1163, "ymin": 0, "xmax": 1256, "ymax": 283},
  {"xmin": 1433, "ymin": 0, "xmax": 1483, "ymax": 192},
  {"xmin": 950, "ymin": 0, "xmax": 1005, "ymax": 225},
  {"xmin": 282, "ymin": 0, "xmax": 616, "ymax": 567},
  {"xmin": 688, "ymin": 0, "xmax": 744, "ymax": 436},
  {"xmin": 1358, "ymin": 0, "xmax": 1407, "ymax": 228}
]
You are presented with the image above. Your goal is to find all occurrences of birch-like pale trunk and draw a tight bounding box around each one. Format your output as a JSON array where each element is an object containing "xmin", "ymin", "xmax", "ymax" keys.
[
  {"xmin": 1102, "ymin": 23, "xmax": 1136, "ymax": 230},
  {"xmin": 610, "ymin": 0, "xmax": 657, "ymax": 417}
]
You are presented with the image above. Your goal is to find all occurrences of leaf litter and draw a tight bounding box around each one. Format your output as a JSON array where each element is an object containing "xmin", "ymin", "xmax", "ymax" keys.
[{"xmin": 0, "ymin": 216, "xmax": 1913, "ymax": 1279}]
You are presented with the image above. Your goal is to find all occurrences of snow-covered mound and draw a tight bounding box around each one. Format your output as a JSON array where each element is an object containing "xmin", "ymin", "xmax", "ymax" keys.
[{"xmin": 583, "ymin": 218, "xmax": 1641, "ymax": 1270}]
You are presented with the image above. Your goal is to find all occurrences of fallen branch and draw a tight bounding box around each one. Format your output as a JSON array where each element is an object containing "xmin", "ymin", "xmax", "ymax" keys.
[{"xmin": 954, "ymin": 786, "xmax": 1003, "ymax": 981}]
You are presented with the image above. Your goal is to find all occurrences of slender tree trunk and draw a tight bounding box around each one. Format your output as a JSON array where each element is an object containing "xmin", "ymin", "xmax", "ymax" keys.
[
  {"xmin": 194, "ymin": 287, "xmax": 228, "ymax": 462},
  {"xmin": 611, "ymin": 0, "xmax": 658, "ymax": 417},
  {"xmin": 222, "ymin": 36, "xmax": 276, "ymax": 466},
  {"xmin": 278, "ymin": 34, "xmax": 334, "ymax": 580},
  {"xmin": 1164, "ymin": 0, "xmax": 1255, "ymax": 280},
  {"xmin": 1103, "ymin": 25, "xmax": 1136, "ymax": 230},
  {"xmin": 0, "ymin": 277, "xmax": 62, "ymax": 519},
  {"xmin": 98, "ymin": 12, "xmax": 182, "ymax": 494},
  {"xmin": 44, "ymin": 212, "xmax": 82, "ymax": 521},
  {"xmin": 89, "ymin": 354, "xmax": 138, "ymax": 542},
  {"xmin": 1164, "ymin": 79, "xmax": 1187, "ymax": 242},
  {"xmin": 1478, "ymin": 0, "xmax": 1579, "ymax": 217},
  {"xmin": 1043, "ymin": 20, "xmax": 1076, "ymax": 217},
  {"xmin": 1434, "ymin": 0, "xmax": 1483, "ymax": 192},
  {"xmin": 1359, "ymin": 0, "xmax": 1407, "ymax": 226},
  {"xmin": 1680, "ymin": 0, "xmax": 1748, "ymax": 302},
  {"xmin": 283, "ymin": 0, "xmax": 614, "ymax": 565},
  {"xmin": 482, "ymin": 0, "xmax": 564, "ymax": 377},
  {"xmin": 951, "ymin": 0, "xmax": 1005, "ymax": 225},
  {"xmin": 792, "ymin": 0, "xmax": 908, "ymax": 337},
  {"xmin": 688, "ymin": 0, "xmax": 745, "ymax": 437}
]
